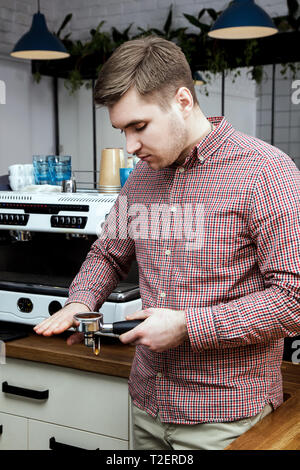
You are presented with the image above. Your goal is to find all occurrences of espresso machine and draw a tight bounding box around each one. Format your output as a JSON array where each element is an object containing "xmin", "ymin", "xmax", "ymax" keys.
[{"xmin": 0, "ymin": 191, "xmax": 141, "ymax": 329}]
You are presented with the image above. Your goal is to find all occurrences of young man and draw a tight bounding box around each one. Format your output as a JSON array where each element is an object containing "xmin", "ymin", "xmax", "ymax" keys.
[{"xmin": 34, "ymin": 36, "xmax": 300, "ymax": 450}]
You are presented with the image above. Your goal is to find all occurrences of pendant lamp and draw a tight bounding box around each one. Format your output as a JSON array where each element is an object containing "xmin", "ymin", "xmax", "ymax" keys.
[
  {"xmin": 10, "ymin": 0, "xmax": 69, "ymax": 60},
  {"xmin": 193, "ymin": 71, "xmax": 206, "ymax": 86},
  {"xmin": 208, "ymin": 0, "xmax": 278, "ymax": 40}
]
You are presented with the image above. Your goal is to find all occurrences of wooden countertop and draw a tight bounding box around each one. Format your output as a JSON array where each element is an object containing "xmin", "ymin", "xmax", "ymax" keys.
[
  {"xmin": 5, "ymin": 331, "xmax": 300, "ymax": 449},
  {"xmin": 5, "ymin": 331, "xmax": 135, "ymax": 379}
]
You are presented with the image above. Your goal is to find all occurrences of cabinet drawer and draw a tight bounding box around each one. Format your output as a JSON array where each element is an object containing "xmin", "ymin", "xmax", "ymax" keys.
[
  {"xmin": 0, "ymin": 412, "xmax": 27, "ymax": 450},
  {"xmin": 0, "ymin": 358, "xmax": 129, "ymax": 439},
  {"xmin": 28, "ymin": 419, "xmax": 128, "ymax": 450}
]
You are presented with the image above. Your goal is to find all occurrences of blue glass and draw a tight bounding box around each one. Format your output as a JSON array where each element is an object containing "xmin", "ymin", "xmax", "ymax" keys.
[
  {"xmin": 120, "ymin": 168, "xmax": 133, "ymax": 187},
  {"xmin": 48, "ymin": 155, "xmax": 71, "ymax": 186},
  {"xmin": 33, "ymin": 155, "xmax": 50, "ymax": 185}
]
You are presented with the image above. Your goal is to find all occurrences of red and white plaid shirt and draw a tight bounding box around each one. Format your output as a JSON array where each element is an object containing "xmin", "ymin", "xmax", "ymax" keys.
[{"xmin": 68, "ymin": 117, "xmax": 300, "ymax": 424}]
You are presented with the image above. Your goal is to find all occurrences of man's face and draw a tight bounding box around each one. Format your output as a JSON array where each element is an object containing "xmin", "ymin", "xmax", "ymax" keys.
[{"xmin": 109, "ymin": 87, "xmax": 189, "ymax": 170}]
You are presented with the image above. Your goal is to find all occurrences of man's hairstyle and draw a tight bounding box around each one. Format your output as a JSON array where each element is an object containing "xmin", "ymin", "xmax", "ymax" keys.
[{"xmin": 94, "ymin": 35, "xmax": 198, "ymax": 109}]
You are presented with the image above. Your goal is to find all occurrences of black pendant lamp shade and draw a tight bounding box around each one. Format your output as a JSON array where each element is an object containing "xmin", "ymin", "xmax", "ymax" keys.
[
  {"xmin": 11, "ymin": 10, "xmax": 69, "ymax": 60},
  {"xmin": 208, "ymin": 0, "xmax": 278, "ymax": 40},
  {"xmin": 193, "ymin": 71, "xmax": 206, "ymax": 85}
]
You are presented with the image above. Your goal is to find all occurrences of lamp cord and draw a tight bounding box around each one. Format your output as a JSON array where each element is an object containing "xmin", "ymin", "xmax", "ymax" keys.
[{"xmin": 37, "ymin": 0, "xmax": 40, "ymax": 12}]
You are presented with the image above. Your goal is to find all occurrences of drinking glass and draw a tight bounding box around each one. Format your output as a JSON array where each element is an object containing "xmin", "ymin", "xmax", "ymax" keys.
[
  {"xmin": 47, "ymin": 155, "xmax": 71, "ymax": 186},
  {"xmin": 32, "ymin": 155, "xmax": 50, "ymax": 185}
]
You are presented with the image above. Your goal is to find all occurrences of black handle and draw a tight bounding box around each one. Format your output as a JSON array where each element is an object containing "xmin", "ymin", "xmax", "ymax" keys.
[
  {"xmin": 49, "ymin": 437, "xmax": 99, "ymax": 451},
  {"xmin": 112, "ymin": 320, "xmax": 143, "ymax": 335},
  {"xmin": 0, "ymin": 425, "xmax": 2, "ymax": 435},
  {"xmin": 2, "ymin": 381, "xmax": 49, "ymax": 400}
]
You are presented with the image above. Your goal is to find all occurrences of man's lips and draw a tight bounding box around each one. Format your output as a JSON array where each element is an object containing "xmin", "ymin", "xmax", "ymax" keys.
[{"xmin": 138, "ymin": 154, "xmax": 151, "ymax": 160}]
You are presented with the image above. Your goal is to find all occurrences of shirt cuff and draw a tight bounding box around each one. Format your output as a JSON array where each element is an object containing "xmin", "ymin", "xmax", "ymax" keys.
[
  {"xmin": 65, "ymin": 290, "xmax": 99, "ymax": 312},
  {"xmin": 185, "ymin": 306, "xmax": 219, "ymax": 351}
]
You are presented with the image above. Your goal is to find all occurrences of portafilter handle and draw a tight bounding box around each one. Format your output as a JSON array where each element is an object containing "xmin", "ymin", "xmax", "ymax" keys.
[{"xmin": 101, "ymin": 320, "xmax": 143, "ymax": 335}]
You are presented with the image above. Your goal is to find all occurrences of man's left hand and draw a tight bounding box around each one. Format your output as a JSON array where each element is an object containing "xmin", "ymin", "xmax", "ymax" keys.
[{"xmin": 119, "ymin": 308, "xmax": 188, "ymax": 352}]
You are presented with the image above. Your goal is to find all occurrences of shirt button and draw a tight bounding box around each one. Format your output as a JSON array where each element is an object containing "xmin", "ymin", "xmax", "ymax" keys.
[
  {"xmin": 170, "ymin": 206, "xmax": 177, "ymax": 213},
  {"xmin": 199, "ymin": 156, "xmax": 204, "ymax": 162},
  {"xmin": 160, "ymin": 292, "xmax": 166, "ymax": 298},
  {"xmin": 165, "ymin": 249, "xmax": 171, "ymax": 256},
  {"xmin": 178, "ymin": 167, "xmax": 185, "ymax": 173},
  {"xmin": 157, "ymin": 372, "xmax": 163, "ymax": 378}
]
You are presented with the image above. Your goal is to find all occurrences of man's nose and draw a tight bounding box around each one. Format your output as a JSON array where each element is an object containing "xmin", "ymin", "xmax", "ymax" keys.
[{"xmin": 126, "ymin": 134, "xmax": 142, "ymax": 155}]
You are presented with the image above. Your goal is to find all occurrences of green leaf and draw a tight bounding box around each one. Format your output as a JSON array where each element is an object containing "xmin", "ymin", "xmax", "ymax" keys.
[
  {"xmin": 183, "ymin": 13, "xmax": 203, "ymax": 29},
  {"xmin": 198, "ymin": 9, "xmax": 206, "ymax": 20},
  {"xmin": 56, "ymin": 13, "xmax": 72, "ymax": 38},
  {"xmin": 206, "ymin": 8, "xmax": 218, "ymax": 21},
  {"xmin": 164, "ymin": 6, "xmax": 173, "ymax": 34},
  {"xmin": 150, "ymin": 28, "xmax": 163, "ymax": 36}
]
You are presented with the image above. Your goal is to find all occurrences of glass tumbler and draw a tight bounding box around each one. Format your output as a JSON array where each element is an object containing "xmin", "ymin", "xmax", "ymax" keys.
[
  {"xmin": 48, "ymin": 155, "xmax": 72, "ymax": 186},
  {"xmin": 32, "ymin": 155, "xmax": 50, "ymax": 185}
]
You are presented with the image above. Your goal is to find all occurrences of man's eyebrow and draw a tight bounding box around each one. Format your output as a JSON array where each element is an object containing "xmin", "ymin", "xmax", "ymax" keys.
[{"xmin": 112, "ymin": 120, "xmax": 144, "ymax": 130}]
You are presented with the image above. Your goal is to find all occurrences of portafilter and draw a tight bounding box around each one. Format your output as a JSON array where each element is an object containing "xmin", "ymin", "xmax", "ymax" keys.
[{"xmin": 73, "ymin": 312, "xmax": 142, "ymax": 355}]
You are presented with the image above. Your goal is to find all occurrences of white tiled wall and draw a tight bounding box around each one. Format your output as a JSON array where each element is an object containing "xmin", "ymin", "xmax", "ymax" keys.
[{"xmin": 256, "ymin": 64, "xmax": 300, "ymax": 169}]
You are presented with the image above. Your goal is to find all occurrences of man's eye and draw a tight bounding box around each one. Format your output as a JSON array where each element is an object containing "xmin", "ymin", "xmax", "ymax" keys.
[{"xmin": 136, "ymin": 124, "xmax": 146, "ymax": 132}]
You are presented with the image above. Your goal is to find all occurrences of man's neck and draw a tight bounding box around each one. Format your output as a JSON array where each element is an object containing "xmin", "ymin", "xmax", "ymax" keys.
[{"xmin": 175, "ymin": 110, "xmax": 214, "ymax": 166}]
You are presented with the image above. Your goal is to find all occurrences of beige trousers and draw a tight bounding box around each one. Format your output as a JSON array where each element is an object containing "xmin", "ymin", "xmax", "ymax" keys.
[{"xmin": 132, "ymin": 402, "xmax": 273, "ymax": 450}]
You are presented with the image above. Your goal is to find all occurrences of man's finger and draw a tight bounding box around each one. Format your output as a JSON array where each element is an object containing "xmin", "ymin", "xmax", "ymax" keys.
[
  {"xmin": 126, "ymin": 309, "xmax": 153, "ymax": 320},
  {"xmin": 119, "ymin": 326, "xmax": 142, "ymax": 344},
  {"xmin": 67, "ymin": 332, "xmax": 84, "ymax": 346}
]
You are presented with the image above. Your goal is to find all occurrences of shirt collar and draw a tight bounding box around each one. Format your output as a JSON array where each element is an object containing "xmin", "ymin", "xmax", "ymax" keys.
[{"xmin": 175, "ymin": 117, "xmax": 235, "ymax": 169}]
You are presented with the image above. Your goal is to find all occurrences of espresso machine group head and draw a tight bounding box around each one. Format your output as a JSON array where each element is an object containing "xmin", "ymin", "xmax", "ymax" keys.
[{"xmin": 73, "ymin": 312, "xmax": 142, "ymax": 355}]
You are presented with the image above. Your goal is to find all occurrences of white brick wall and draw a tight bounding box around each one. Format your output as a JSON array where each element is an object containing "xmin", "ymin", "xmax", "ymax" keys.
[{"xmin": 55, "ymin": 0, "xmax": 289, "ymax": 40}]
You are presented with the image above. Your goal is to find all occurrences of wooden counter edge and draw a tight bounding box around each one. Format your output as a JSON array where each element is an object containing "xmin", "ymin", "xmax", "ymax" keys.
[{"xmin": 5, "ymin": 332, "xmax": 135, "ymax": 379}]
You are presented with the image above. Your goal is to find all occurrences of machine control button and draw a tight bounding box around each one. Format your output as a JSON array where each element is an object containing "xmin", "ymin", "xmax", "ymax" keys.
[
  {"xmin": 17, "ymin": 297, "xmax": 33, "ymax": 313},
  {"xmin": 0, "ymin": 213, "xmax": 29, "ymax": 226},
  {"xmin": 50, "ymin": 215, "xmax": 88, "ymax": 229}
]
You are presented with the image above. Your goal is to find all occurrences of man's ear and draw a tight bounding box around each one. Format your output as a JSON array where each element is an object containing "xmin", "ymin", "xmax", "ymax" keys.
[{"xmin": 174, "ymin": 87, "xmax": 194, "ymax": 118}]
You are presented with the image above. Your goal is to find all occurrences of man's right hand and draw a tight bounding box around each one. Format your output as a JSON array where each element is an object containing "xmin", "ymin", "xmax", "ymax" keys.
[{"xmin": 33, "ymin": 302, "xmax": 90, "ymax": 342}]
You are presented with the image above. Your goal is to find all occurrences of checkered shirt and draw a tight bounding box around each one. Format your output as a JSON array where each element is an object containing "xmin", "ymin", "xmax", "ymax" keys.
[{"xmin": 68, "ymin": 117, "xmax": 300, "ymax": 423}]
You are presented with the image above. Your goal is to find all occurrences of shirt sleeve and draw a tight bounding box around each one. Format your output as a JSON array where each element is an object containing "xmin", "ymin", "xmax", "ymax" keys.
[
  {"xmin": 185, "ymin": 154, "xmax": 300, "ymax": 351},
  {"xmin": 65, "ymin": 174, "xmax": 136, "ymax": 311}
]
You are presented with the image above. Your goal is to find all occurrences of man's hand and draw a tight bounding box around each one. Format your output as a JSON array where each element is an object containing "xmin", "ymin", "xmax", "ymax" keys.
[
  {"xmin": 119, "ymin": 308, "xmax": 188, "ymax": 352},
  {"xmin": 33, "ymin": 302, "xmax": 90, "ymax": 345}
]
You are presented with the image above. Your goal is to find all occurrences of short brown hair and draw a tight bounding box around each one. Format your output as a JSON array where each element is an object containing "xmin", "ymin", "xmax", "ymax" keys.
[{"xmin": 94, "ymin": 35, "xmax": 198, "ymax": 109}]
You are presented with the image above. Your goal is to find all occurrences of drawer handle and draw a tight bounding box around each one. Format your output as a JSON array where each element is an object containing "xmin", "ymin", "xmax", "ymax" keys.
[
  {"xmin": 0, "ymin": 424, "xmax": 2, "ymax": 435},
  {"xmin": 2, "ymin": 381, "xmax": 49, "ymax": 400},
  {"xmin": 49, "ymin": 437, "xmax": 99, "ymax": 451}
]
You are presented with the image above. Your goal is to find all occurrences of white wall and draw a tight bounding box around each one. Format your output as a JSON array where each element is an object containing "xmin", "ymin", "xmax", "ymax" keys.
[
  {"xmin": 0, "ymin": 55, "xmax": 55, "ymax": 176},
  {"xmin": 256, "ymin": 63, "xmax": 300, "ymax": 169},
  {"xmin": 197, "ymin": 68, "xmax": 257, "ymax": 136}
]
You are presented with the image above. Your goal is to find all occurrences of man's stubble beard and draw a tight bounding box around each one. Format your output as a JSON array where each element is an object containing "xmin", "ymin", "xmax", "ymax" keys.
[{"xmin": 165, "ymin": 113, "xmax": 189, "ymax": 167}]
